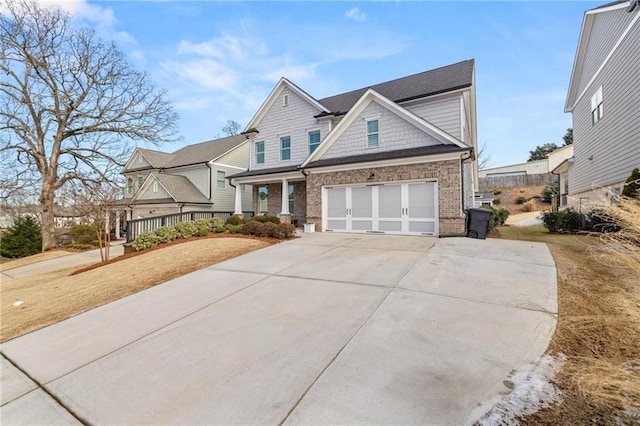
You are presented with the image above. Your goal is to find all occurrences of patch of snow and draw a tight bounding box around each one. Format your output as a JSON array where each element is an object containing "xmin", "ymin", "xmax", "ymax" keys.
[
  {"xmin": 469, "ymin": 353, "xmax": 567, "ymax": 426},
  {"xmin": 512, "ymin": 215, "xmax": 543, "ymax": 227}
]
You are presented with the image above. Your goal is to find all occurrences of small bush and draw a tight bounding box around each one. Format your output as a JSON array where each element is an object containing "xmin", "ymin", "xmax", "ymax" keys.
[
  {"xmin": 67, "ymin": 243, "xmax": 93, "ymax": 250},
  {"xmin": 0, "ymin": 216, "xmax": 42, "ymax": 258},
  {"xmin": 225, "ymin": 215, "xmax": 244, "ymax": 226},
  {"xmin": 70, "ymin": 224, "xmax": 96, "ymax": 244},
  {"xmin": 132, "ymin": 232, "xmax": 160, "ymax": 251},
  {"xmin": 515, "ymin": 196, "xmax": 529, "ymax": 205},
  {"xmin": 225, "ymin": 224, "xmax": 244, "ymax": 234},
  {"xmin": 242, "ymin": 221, "xmax": 262, "ymax": 235},
  {"xmin": 492, "ymin": 189, "xmax": 502, "ymax": 195},
  {"xmin": 209, "ymin": 216, "xmax": 223, "ymax": 229},
  {"xmin": 521, "ymin": 200, "xmax": 536, "ymax": 212},
  {"xmin": 489, "ymin": 207, "xmax": 509, "ymax": 230},
  {"xmin": 541, "ymin": 184, "xmax": 558, "ymax": 203},
  {"xmin": 152, "ymin": 226, "xmax": 179, "ymax": 244},
  {"xmin": 274, "ymin": 223, "xmax": 296, "ymax": 239},
  {"xmin": 492, "ymin": 198, "xmax": 501, "ymax": 205},
  {"xmin": 250, "ymin": 215, "xmax": 280, "ymax": 224},
  {"xmin": 589, "ymin": 209, "xmax": 621, "ymax": 233},
  {"xmin": 194, "ymin": 219, "xmax": 211, "ymax": 237},
  {"xmin": 90, "ymin": 240, "xmax": 101, "ymax": 247},
  {"xmin": 621, "ymin": 167, "xmax": 640, "ymax": 198},
  {"xmin": 174, "ymin": 221, "xmax": 200, "ymax": 238},
  {"xmin": 542, "ymin": 211, "xmax": 561, "ymax": 232},
  {"xmin": 542, "ymin": 208, "xmax": 582, "ymax": 232},
  {"xmin": 214, "ymin": 226, "xmax": 225, "ymax": 233}
]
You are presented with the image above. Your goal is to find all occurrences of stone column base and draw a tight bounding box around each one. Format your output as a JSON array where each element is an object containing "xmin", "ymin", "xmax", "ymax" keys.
[{"xmin": 279, "ymin": 214, "xmax": 292, "ymax": 224}]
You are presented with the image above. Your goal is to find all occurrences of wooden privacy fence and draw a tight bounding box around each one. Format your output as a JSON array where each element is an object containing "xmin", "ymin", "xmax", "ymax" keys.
[
  {"xmin": 479, "ymin": 173, "xmax": 557, "ymax": 189},
  {"xmin": 125, "ymin": 211, "xmax": 253, "ymax": 242}
]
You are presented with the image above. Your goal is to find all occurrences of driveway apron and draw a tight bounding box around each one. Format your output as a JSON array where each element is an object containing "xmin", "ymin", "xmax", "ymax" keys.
[{"xmin": 1, "ymin": 234, "xmax": 557, "ymax": 425}]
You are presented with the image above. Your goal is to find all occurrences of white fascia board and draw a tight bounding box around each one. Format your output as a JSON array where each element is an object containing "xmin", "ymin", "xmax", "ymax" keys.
[
  {"xmin": 304, "ymin": 151, "xmax": 466, "ymax": 175},
  {"xmin": 244, "ymin": 78, "xmax": 329, "ymax": 132},
  {"xmin": 302, "ymin": 89, "xmax": 467, "ymax": 168},
  {"xmin": 211, "ymin": 162, "xmax": 247, "ymax": 171},
  {"xmin": 230, "ymin": 170, "xmax": 305, "ymax": 185}
]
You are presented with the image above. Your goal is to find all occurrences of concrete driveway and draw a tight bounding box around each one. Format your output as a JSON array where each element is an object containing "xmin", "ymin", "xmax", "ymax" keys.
[{"xmin": 1, "ymin": 234, "xmax": 557, "ymax": 425}]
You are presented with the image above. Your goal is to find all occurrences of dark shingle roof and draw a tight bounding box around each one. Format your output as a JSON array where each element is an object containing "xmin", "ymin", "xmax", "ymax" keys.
[
  {"xmin": 317, "ymin": 60, "xmax": 474, "ymax": 114},
  {"xmin": 229, "ymin": 165, "xmax": 301, "ymax": 178},
  {"xmin": 164, "ymin": 135, "xmax": 246, "ymax": 168},
  {"xmin": 305, "ymin": 144, "xmax": 470, "ymax": 169},
  {"xmin": 153, "ymin": 173, "xmax": 210, "ymax": 203},
  {"xmin": 136, "ymin": 149, "xmax": 174, "ymax": 168}
]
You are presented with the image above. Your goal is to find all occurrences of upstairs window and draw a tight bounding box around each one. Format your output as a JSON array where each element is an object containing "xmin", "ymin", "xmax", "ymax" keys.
[
  {"xmin": 367, "ymin": 119, "xmax": 379, "ymax": 148},
  {"xmin": 137, "ymin": 154, "xmax": 143, "ymax": 164},
  {"xmin": 217, "ymin": 171, "xmax": 226, "ymax": 189},
  {"xmin": 280, "ymin": 136, "xmax": 291, "ymax": 161},
  {"xmin": 137, "ymin": 175, "xmax": 144, "ymax": 188},
  {"xmin": 127, "ymin": 178, "xmax": 133, "ymax": 194},
  {"xmin": 283, "ymin": 94, "xmax": 289, "ymax": 107},
  {"xmin": 308, "ymin": 130, "xmax": 321, "ymax": 154},
  {"xmin": 591, "ymin": 86, "xmax": 603, "ymax": 125},
  {"xmin": 153, "ymin": 181, "xmax": 159, "ymax": 192},
  {"xmin": 255, "ymin": 141, "xmax": 265, "ymax": 164}
]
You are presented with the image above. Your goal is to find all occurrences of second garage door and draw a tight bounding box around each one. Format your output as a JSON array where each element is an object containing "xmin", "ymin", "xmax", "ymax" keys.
[{"xmin": 324, "ymin": 181, "xmax": 438, "ymax": 236}]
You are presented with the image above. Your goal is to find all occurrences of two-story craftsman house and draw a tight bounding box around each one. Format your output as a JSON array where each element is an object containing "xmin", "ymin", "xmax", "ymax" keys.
[{"xmin": 229, "ymin": 60, "xmax": 478, "ymax": 236}]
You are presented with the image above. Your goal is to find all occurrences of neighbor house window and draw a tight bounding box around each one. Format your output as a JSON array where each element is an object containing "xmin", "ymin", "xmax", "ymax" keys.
[
  {"xmin": 288, "ymin": 184, "xmax": 294, "ymax": 214},
  {"xmin": 308, "ymin": 130, "xmax": 321, "ymax": 154},
  {"xmin": 217, "ymin": 171, "xmax": 226, "ymax": 189},
  {"xmin": 280, "ymin": 136, "xmax": 291, "ymax": 161},
  {"xmin": 258, "ymin": 186, "xmax": 268, "ymax": 214},
  {"xmin": 127, "ymin": 178, "xmax": 133, "ymax": 194},
  {"xmin": 591, "ymin": 86, "xmax": 603, "ymax": 124},
  {"xmin": 153, "ymin": 181, "xmax": 158, "ymax": 192},
  {"xmin": 137, "ymin": 154, "xmax": 143, "ymax": 164},
  {"xmin": 367, "ymin": 119, "xmax": 379, "ymax": 148},
  {"xmin": 137, "ymin": 175, "xmax": 144, "ymax": 188},
  {"xmin": 283, "ymin": 94, "xmax": 289, "ymax": 107},
  {"xmin": 255, "ymin": 141, "xmax": 265, "ymax": 164}
]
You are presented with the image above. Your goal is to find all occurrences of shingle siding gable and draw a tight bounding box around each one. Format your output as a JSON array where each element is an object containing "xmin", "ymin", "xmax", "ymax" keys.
[
  {"xmin": 320, "ymin": 101, "xmax": 443, "ymax": 161},
  {"xmin": 251, "ymin": 86, "xmax": 329, "ymax": 170}
]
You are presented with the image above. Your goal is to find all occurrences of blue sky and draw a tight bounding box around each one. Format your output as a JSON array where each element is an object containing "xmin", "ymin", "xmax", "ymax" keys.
[{"xmin": 65, "ymin": 0, "xmax": 598, "ymax": 167}]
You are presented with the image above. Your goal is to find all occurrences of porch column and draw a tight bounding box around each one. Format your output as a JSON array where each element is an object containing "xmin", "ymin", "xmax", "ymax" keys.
[
  {"xmin": 233, "ymin": 182, "xmax": 243, "ymax": 216},
  {"xmin": 115, "ymin": 211, "xmax": 121, "ymax": 239},
  {"xmin": 280, "ymin": 178, "xmax": 290, "ymax": 215}
]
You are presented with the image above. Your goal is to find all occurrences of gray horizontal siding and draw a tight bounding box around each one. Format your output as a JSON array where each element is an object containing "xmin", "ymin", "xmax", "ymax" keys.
[
  {"xmin": 577, "ymin": 8, "xmax": 637, "ymax": 96},
  {"xmin": 320, "ymin": 101, "xmax": 442, "ymax": 160},
  {"xmin": 218, "ymin": 142, "xmax": 249, "ymax": 169},
  {"xmin": 139, "ymin": 181, "xmax": 171, "ymax": 200},
  {"xmin": 406, "ymin": 96, "xmax": 461, "ymax": 139},
  {"xmin": 570, "ymin": 19, "xmax": 640, "ymax": 195},
  {"xmin": 168, "ymin": 166, "xmax": 210, "ymax": 198}
]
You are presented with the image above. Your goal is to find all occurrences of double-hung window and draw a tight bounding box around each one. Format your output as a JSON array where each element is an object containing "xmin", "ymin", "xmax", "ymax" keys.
[
  {"xmin": 127, "ymin": 178, "xmax": 133, "ymax": 194},
  {"xmin": 591, "ymin": 86, "xmax": 603, "ymax": 125},
  {"xmin": 217, "ymin": 171, "xmax": 226, "ymax": 189},
  {"xmin": 367, "ymin": 120, "xmax": 379, "ymax": 148},
  {"xmin": 255, "ymin": 141, "xmax": 265, "ymax": 164},
  {"xmin": 308, "ymin": 130, "xmax": 321, "ymax": 154},
  {"xmin": 280, "ymin": 136, "xmax": 291, "ymax": 161}
]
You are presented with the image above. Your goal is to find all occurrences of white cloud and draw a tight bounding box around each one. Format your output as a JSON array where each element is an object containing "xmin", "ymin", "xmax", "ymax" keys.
[{"xmin": 345, "ymin": 7, "xmax": 366, "ymax": 22}]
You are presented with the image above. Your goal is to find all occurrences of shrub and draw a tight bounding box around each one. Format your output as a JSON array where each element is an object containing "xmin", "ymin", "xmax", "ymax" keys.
[
  {"xmin": 214, "ymin": 226, "xmax": 226, "ymax": 233},
  {"xmin": 542, "ymin": 211, "xmax": 561, "ymax": 232},
  {"xmin": 250, "ymin": 215, "xmax": 280, "ymax": 224},
  {"xmin": 489, "ymin": 207, "xmax": 509, "ymax": 230},
  {"xmin": 258, "ymin": 222, "xmax": 277, "ymax": 237},
  {"xmin": 70, "ymin": 224, "xmax": 96, "ymax": 244},
  {"xmin": 194, "ymin": 219, "xmax": 211, "ymax": 237},
  {"xmin": 242, "ymin": 221, "xmax": 262, "ymax": 236},
  {"xmin": 589, "ymin": 209, "xmax": 621, "ymax": 233},
  {"xmin": 209, "ymin": 216, "xmax": 223, "ymax": 229},
  {"xmin": 174, "ymin": 221, "xmax": 200, "ymax": 238},
  {"xmin": 152, "ymin": 226, "xmax": 179, "ymax": 244},
  {"xmin": 492, "ymin": 189, "xmax": 502, "ymax": 195},
  {"xmin": 492, "ymin": 198, "xmax": 501, "ymax": 205},
  {"xmin": 67, "ymin": 243, "xmax": 93, "ymax": 250},
  {"xmin": 541, "ymin": 184, "xmax": 559, "ymax": 203},
  {"xmin": 542, "ymin": 208, "xmax": 582, "ymax": 232},
  {"xmin": 621, "ymin": 167, "xmax": 640, "ymax": 198},
  {"xmin": 132, "ymin": 232, "xmax": 160, "ymax": 251},
  {"xmin": 0, "ymin": 216, "xmax": 42, "ymax": 258},
  {"xmin": 521, "ymin": 200, "xmax": 536, "ymax": 212},
  {"xmin": 225, "ymin": 215, "xmax": 244, "ymax": 226},
  {"xmin": 515, "ymin": 196, "xmax": 529, "ymax": 205},
  {"xmin": 225, "ymin": 224, "xmax": 243, "ymax": 234},
  {"xmin": 273, "ymin": 223, "xmax": 296, "ymax": 239}
]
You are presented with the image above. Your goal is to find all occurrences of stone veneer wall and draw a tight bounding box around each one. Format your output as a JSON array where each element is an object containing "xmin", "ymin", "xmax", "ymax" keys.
[{"xmin": 306, "ymin": 159, "xmax": 465, "ymax": 235}]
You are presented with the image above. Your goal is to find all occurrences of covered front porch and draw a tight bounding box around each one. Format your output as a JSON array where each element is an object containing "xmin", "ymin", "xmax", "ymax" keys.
[{"xmin": 230, "ymin": 167, "xmax": 307, "ymax": 226}]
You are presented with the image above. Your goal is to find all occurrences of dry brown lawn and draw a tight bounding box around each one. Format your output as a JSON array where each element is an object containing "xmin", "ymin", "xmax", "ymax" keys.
[
  {"xmin": 1, "ymin": 236, "xmax": 274, "ymax": 343},
  {"xmin": 497, "ymin": 225, "xmax": 640, "ymax": 424}
]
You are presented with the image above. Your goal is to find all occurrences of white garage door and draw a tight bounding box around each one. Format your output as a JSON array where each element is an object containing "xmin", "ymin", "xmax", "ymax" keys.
[{"xmin": 325, "ymin": 181, "xmax": 438, "ymax": 236}]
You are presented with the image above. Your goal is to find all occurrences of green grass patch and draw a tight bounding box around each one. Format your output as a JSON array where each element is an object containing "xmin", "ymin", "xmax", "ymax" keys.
[{"xmin": 496, "ymin": 224, "xmax": 598, "ymax": 250}]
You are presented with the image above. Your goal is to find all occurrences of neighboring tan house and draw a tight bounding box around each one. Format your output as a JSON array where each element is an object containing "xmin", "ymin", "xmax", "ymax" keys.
[
  {"xmin": 230, "ymin": 60, "xmax": 478, "ymax": 236},
  {"xmin": 121, "ymin": 135, "xmax": 252, "ymax": 219},
  {"xmin": 563, "ymin": 0, "xmax": 639, "ymax": 206}
]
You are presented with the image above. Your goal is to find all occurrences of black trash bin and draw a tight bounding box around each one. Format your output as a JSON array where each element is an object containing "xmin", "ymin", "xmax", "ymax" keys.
[{"xmin": 466, "ymin": 208, "xmax": 492, "ymax": 239}]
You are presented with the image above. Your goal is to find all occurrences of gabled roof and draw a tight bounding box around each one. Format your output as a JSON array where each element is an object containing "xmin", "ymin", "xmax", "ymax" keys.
[
  {"xmin": 302, "ymin": 88, "xmax": 467, "ymax": 168},
  {"xmin": 138, "ymin": 148, "xmax": 174, "ymax": 168},
  {"xmin": 565, "ymin": 0, "xmax": 637, "ymax": 111},
  {"xmin": 133, "ymin": 172, "xmax": 210, "ymax": 204},
  {"xmin": 318, "ymin": 60, "xmax": 475, "ymax": 114},
  {"xmin": 244, "ymin": 78, "xmax": 330, "ymax": 132},
  {"xmin": 163, "ymin": 135, "xmax": 247, "ymax": 168}
]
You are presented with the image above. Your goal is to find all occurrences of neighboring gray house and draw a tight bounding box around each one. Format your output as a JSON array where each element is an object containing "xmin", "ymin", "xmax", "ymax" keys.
[
  {"xmin": 230, "ymin": 60, "xmax": 478, "ymax": 236},
  {"xmin": 563, "ymin": 0, "xmax": 639, "ymax": 205},
  {"xmin": 121, "ymin": 135, "xmax": 252, "ymax": 219}
]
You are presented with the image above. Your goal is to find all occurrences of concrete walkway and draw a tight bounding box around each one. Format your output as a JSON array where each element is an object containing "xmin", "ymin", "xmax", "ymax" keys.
[
  {"xmin": 0, "ymin": 234, "xmax": 557, "ymax": 425},
  {"xmin": 0, "ymin": 242, "xmax": 125, "ymax": 282}
]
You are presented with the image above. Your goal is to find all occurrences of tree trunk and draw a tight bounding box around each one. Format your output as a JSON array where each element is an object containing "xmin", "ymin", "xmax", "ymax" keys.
[{"xmin": 40, "ymin": 182, "xmax": 57, "ymax": 251}]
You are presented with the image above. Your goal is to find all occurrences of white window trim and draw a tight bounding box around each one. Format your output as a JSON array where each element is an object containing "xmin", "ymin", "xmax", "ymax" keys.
[
  {"xmin": 307, "ymin": 128, "xmax": 321, "ymax": 155},
  {"xmin": 365, "ymin": 117, "xmax": 380, "ymax": 149},
  {"xmin": 255, "ymin": 140, "xmax": 265, "ymax": 164},
  {"xmin": 137, "ymin": 154, "xmax": 143, "ymax": 164},
  {"xmin": 280, "ymin": 135, "xmax": 291, "ymax": 161},
  {"xmin": 217, "ymin": 171, "xmax": 226, "ymax": 189},
  {"xmin": 591, "ymin": 86, "xmax": 603, "ymax": 125},
  {"xmin": 152, "ymin": 181, "xmax": 158, "ymax": 193},
  {"xmin": 283, "ymin": 94, "xmax": 289, "ymax": 107}
]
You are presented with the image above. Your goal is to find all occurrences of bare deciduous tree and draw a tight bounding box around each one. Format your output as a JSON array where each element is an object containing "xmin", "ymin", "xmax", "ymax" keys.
[
  {"xmin": 477, "ymin": 142, "xmax": 493, "ymax": 170},
  {"xmin": 222, "ymin": 120, "xmax": 242, "ymax": 136},
  {"xmin": 1, "ymin": 0, "xmax": 179, "ymax": 250}
]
